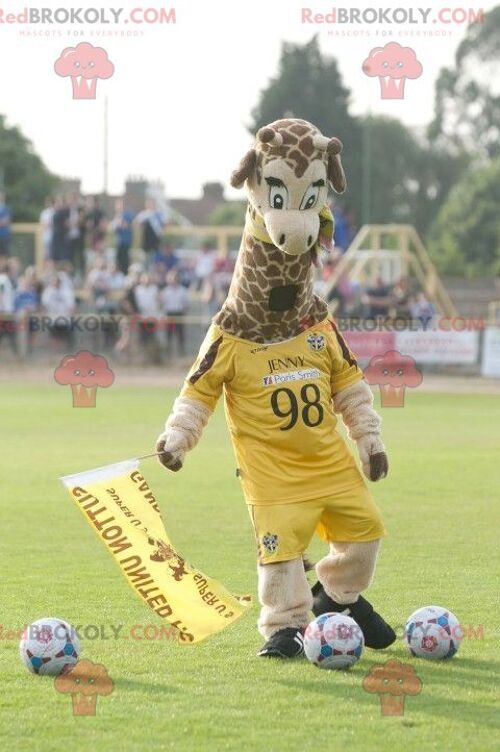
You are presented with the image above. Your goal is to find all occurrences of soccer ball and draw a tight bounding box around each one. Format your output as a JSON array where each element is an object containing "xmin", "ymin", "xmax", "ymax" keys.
[
  {"xmin": 405, "ymin": 606, "xmax": 462, "ymax": 660},
  {"xmin": 304, "ymin": 612, "xmax": 364, "ymax": 669},
  {"xmin": 19, "ymin": 617, "xmax": 81, "ymax": 675}
]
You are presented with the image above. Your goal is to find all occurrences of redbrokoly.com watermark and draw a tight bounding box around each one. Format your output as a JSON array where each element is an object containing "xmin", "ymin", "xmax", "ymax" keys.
[
  {"xmin": 2, "ymin": 622, "xmax": 180, "ymax": 641},
  {"xmin": 301, "ymin": 7, "xmax": 484, "ymax": 25},
  {"xmin": 3, "ymin": 622, "xmax": 487, "ymax": 642},
  {"xmin": 0, "ymin": 314, "xmax": 487, "ymax": 335},
  {"xmin": 0, "ymin": 6, "xmax": 176, "ymax": 25},
  {"xmin": 303, "ymin": 621, "xmax": 485, "ymax": 643}
]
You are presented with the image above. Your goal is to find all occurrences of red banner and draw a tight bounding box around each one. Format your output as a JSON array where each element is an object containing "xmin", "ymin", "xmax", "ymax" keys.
[{"xmin": 343, "ymin": 331, "xmax": 396, "ymax": 363}]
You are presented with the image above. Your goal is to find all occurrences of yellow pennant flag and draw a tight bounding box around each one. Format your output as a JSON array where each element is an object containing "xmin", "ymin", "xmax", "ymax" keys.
[{"xmin": 60, "ymin": 459, "xmax": 252, "ymax": 644}]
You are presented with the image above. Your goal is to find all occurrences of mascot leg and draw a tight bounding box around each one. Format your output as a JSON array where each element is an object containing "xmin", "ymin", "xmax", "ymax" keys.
[
  {"xmin": 316, "ymin": 540, "xmax": 379, "ymax": 602},
  {"xmin": 313, "ymin": 540, "xmax": 396, "ymax": 649},
  {"xmin": 257, "ymin": 558, "xmax": 312, "ymax": 659}
]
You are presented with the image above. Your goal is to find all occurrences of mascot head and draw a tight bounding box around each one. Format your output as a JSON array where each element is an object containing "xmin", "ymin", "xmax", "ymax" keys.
[{"xmin": 230, "ymin": 118, "xmax": 346, "ymax": 257}]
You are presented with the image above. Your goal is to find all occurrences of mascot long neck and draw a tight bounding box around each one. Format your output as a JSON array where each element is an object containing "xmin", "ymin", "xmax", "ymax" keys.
[{"xmin": 214, "ymin": 205, "xmax": 328, "ymax": 344}]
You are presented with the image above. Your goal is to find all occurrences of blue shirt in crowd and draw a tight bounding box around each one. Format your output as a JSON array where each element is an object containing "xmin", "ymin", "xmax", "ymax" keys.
[
  {"xmin": 153, "ymin": 249, "xmax": 179, "ymax": 271},
  {"xmin": 0, "ymin": 205, "xmax": 11, "ymax": 238},
  {"xmin": 15, "ymin": 289, "xmax": 38, "ymax": 312},
  {"xmin": 115, "ymin": 210, "xmax": 134, "ymax": 246}
]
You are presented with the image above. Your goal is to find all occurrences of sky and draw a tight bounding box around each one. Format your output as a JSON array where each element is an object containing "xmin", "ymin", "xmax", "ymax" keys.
[{"xmin": 0, "ymin": 0, "xmax": 496, "ymax": 200}]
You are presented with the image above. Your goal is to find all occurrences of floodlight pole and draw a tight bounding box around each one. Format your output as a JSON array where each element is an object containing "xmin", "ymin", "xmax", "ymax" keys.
[
  {"xmin": 103, "ymin": 96, "xmax": 109, "ymax": 196},
  {"xmin": 362, "ymin": 110, "xmax": 372, "ymax": 226}
]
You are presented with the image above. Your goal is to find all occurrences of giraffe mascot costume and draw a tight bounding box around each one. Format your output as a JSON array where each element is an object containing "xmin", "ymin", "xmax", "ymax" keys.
[{"xmin": 156, "ymin": 118, "xmax": 396, "ymax": 658}]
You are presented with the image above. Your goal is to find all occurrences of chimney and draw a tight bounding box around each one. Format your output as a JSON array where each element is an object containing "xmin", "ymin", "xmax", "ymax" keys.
[
  {"xmin": 124, "ymin": 178, "xmax": 149, "ymax": 213},
  {"xmin": 202, "ymin": 182, "xmax": 224, "ymax": 202}
]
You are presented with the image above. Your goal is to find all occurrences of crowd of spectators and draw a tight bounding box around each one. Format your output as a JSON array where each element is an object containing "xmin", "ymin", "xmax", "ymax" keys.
[
  {"xmin": 0, "ymin": 192, "xmax": 437, "ymax": 361},
  {"xmin": 39, "ymin": 193, "xmax": 163, "ymax": 275},
  {"xmin": 316, "ymin": 262, "xmax": 435, "ymax": 326},
  {"xmin": 0, "ymin": 191, "xmax": 236, "ymax": 361}
]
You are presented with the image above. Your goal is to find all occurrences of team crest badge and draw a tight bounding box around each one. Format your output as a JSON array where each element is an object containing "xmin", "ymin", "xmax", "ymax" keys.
[
  {"xmin": 261, "ymin": 533, "xmax": 279, "ymax": 555},
  {"xmin": 307, "ymin": 333, "xmax": 325, "ymax": 352}
]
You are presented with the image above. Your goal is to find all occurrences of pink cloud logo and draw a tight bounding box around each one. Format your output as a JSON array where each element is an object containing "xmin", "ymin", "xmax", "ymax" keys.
[
  {"xmin": 362, "ymin": 42, "xmax": 422, "ymax": 100},
  {"xmin": 365, "ymin": 350, "xmax": 423, "ymax": 407},
  {"xmin": 54, "ymin": 42, "xmax": 114, "ymax": 99},
  {"xmin": 54, "ymin": 350, "xmax": 114, "ymax": 407}
]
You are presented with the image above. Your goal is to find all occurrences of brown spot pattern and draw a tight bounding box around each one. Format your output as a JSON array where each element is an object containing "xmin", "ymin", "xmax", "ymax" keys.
[
  {"xmin": 213, "ymin": 119, "xmax": 333, "ymax": 342},
  {"xmin": 214, "ymin": 225, "xmax": 328, "ymax": 343},
  {"xmin": 253, "ymin": 119, "xmax": 328, "ymax": 179}
]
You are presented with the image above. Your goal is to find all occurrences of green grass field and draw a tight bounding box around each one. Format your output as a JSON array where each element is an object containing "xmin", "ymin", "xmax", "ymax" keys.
[{"xmin": 1, "ymin": 380, "xmax": 499, "ymax": 751}]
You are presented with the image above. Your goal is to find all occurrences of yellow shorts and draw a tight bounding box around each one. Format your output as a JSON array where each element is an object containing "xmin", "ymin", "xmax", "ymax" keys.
[{"xmin": 249, "ymin": 484, "xmax": 386, "ymax": 564}]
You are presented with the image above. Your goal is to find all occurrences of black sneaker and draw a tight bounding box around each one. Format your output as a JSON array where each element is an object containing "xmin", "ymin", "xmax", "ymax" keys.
[
  {"xmin": 257, "ymin": 627, "xmax": 304, "ymax": 658},
  {"xmin": 311, "ymin": 581, "xmax": 396, "ymax": 650}
]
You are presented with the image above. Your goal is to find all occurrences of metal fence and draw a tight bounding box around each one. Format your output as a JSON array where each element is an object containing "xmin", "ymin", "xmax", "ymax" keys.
[
  {"xmin": 0, "ymin": 310, "xmax": 496, "ymax": 377},
  {"xmin": 8, "ymin": 223, "xmax": 243, "ymax": 271},
  {"xmin": 0, "ymin": 310, "xmax": 214, "ymax": 364}
]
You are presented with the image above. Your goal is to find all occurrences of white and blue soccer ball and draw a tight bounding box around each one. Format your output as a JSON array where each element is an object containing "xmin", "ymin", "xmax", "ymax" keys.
[
  {"xmin": 405, "ymin": 606, "xmax": 462, "ymax": 660},
  {"xmin": 304, "ymin": 612, "xmax": 364, "ymax": 669},
  {"xmin": 19, "ymin": 617, "xmax": 81, "ymax": 675}
]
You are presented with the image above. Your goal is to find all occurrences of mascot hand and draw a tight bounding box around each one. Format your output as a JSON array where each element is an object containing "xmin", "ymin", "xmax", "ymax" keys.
[
  {"xmin": 156, "ymin": 396, "xmax": 212, "ymax": 473},
  {"xmin": 156, "ymin": 431, "xmax": 186, "ymax": 472},
  {"xmin": 356, "ymin": 434, "xmax": 389, "ymax": 482}
]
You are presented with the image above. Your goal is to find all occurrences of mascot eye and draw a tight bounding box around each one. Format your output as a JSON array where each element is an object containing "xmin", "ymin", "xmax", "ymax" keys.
[
  {"xmin": 269, "ymin": 185, "xmax": 288, "ymax": 210},
  {"xmin": 300, "ymin": 184, "xmax": 320, "ymax": 211}
]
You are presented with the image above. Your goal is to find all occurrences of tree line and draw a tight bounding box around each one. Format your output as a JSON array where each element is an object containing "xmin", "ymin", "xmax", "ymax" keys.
[{"xmin": 248, "ymin": 8, "xmax": 500, "ymax": 278}]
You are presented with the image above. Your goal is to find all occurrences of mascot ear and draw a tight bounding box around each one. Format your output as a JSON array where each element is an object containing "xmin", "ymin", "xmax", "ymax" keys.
[
  {"xmin": 326, "ymin": 137, "xmax": 346, "ymax": 194},
  {"xmin": 230, "ymin": 149, "xmax": 257, "ymax": 189}
]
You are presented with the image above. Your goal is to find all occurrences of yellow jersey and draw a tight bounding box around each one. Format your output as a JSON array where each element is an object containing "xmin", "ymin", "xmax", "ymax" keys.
[{"xmin": 181, "ymin": 317, "xmax": 365, "ymax": 505}]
